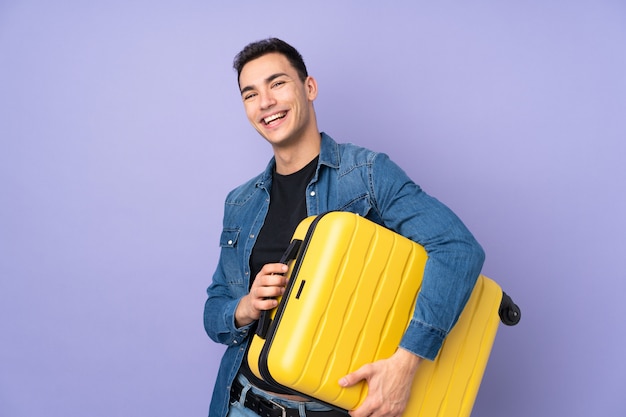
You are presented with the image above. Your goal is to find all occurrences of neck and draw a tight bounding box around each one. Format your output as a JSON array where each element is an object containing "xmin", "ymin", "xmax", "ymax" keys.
[{"xmin": 273, "ymin": 132, "xmax": 321, "ymax": 175}]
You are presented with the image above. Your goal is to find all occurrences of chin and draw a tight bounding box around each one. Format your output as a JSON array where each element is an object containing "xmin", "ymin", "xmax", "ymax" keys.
[{"xmin": 263, "ymin": 131, "xmax": 292, "ymax": 146}]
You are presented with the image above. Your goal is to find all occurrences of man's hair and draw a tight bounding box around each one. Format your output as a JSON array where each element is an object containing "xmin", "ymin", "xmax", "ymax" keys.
[{"xmin": 233, "ymin": 38, "xmax": 308, "ymax": 83}]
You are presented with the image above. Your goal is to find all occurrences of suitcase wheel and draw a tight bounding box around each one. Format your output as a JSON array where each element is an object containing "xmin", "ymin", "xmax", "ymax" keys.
[{"xmin": 498, "ymin": 291, "xmax": 521, "ymax": 326}]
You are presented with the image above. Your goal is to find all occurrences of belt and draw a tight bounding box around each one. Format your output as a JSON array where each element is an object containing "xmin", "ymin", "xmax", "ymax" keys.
[{"xmin": 230, "ymin": 378, "xmax": 348, "ymax": 417}]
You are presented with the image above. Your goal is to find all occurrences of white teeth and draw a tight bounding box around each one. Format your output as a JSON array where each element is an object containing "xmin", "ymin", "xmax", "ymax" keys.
[{"xmin": 264, "ymin": 112, "xmax": 286, "ymax": 124}]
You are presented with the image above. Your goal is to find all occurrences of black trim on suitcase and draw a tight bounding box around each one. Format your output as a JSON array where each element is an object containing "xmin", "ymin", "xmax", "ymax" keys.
[
  {"xmin": 256, "ymin": 238, "xmax": 304, "ymax": 339},
  {"xmin": 255, "ymin": 212, "xmax": 350, "ymax": 413},
  {"xmin": 258, "ymin": 212, "xmax": 327, "ymax": 365}
]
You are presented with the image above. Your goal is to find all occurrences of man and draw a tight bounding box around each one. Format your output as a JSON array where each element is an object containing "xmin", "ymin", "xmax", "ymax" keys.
[{"xmin": 204, "ymin": 38, "xmax": 485, "ymax": 417}]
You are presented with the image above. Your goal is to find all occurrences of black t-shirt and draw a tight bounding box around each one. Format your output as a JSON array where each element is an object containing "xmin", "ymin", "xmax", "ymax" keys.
[{"xmin": 241, "ymin": 155, "xmax": 319, "ymax": 393}]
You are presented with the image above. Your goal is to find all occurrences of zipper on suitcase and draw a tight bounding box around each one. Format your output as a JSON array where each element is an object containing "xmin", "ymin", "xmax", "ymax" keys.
[
  {"xmin": 257, "ymin": 213, "xmax": 332, "ymax": 390},
  {"xmin": 256, "ymin": 238, "xmax": 303, "ymax": 339}
]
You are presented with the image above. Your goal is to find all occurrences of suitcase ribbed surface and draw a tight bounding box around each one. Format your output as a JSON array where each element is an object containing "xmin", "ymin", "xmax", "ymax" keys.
[
  {"xmin": 248, "ymin": 212, "xmax": 502, "ymax": 416},
  {"xmin": 404, "ymin": 275, "xmax": 502, "ymax": 417}
]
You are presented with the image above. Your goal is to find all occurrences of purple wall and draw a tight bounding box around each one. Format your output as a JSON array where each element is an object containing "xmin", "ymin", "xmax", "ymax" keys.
[{"xmin": 1, "ymin": 1, "xmax": 625, "ymax": 416}]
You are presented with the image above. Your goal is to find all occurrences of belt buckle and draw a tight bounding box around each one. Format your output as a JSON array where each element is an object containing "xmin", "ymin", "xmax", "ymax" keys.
[{"xmin": 267, "ymin": 398, "xmax": 287, "ymax": 417}]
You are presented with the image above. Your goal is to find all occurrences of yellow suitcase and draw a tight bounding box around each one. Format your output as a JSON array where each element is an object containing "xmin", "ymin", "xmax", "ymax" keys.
[{"xmin": 247, "ymin": 211, "xmax": 519, "ymax": 416}]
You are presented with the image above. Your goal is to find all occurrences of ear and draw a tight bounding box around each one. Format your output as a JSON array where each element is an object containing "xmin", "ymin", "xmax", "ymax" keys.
[{"xmin": 305, "ymin": 76, "xmax": 318, "ymax": 101}]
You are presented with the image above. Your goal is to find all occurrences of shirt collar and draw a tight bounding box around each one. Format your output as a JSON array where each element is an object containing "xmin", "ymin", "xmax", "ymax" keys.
[
  {"xmin": 319, "ymin": 132, "xmax": 340, "ymax": 169},
  {"xmin": 256, "ymin": 132, "xmax": 340, "ymax": 188}
]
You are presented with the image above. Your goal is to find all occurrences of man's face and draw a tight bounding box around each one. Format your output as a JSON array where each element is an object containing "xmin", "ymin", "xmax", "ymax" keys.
[{"xmin": 238, "ymin": 53, "xmax": 317, "ymax": 148}]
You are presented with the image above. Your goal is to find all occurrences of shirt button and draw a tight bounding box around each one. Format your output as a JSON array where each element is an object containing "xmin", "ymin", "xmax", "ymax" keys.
[
  {"xmin": 249, "ymin": 234, "xmax": 254, "ymax": 239},
  {"xmin": 310, "ymin": 191, "xmax": 316, "ymax": 197},
  {"xmin": 227, "ymin": 240, "xmax": 233, "ymax": 245}
]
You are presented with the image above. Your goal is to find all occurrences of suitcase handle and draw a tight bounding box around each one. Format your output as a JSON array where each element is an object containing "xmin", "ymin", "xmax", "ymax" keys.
[{"xmin": 255, "ymin": 239, "xmax": 303, "ymax": 339}]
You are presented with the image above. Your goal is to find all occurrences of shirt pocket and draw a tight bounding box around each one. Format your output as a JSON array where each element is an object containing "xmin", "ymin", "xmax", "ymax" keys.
[
  {"xmin": 220, "ymin": 228, "xmax": 240, "ymax": 248},
  {"xmin": 219, "ymin": 228, "xmax": 246, "ymax": 286}
]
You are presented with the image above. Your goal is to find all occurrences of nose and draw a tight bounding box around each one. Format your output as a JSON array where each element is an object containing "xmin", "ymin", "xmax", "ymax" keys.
[{"xmin": 259, "ymin": 89, "xmax": 276, "ymax": 110}]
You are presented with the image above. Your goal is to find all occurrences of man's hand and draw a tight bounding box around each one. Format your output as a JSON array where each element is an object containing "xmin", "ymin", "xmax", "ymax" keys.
[
  {"xmin": 234, "ymin": 263, "xmax": 288, "ymax": 328},
  {"xmin": 339, "ymin": 348, "xmax": 422, "ymax": 417}
]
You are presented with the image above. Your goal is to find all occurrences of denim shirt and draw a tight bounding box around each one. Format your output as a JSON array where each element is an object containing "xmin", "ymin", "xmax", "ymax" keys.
[{"xmin": 204, "ymin": 132, "xmax": 485, "ymax": 417}]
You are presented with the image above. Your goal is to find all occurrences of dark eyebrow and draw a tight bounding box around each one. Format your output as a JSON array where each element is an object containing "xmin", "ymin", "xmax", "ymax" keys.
[{"xmin": 240, "ymin": 72, "xmax": 290, "ymax": 96}]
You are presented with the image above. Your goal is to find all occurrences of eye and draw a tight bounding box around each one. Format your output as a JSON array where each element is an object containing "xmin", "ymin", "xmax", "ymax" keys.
[
  {"xmin": 243, "ymin": 92, "xmax": 257, "ymax": 101},
  {"xmin": 271, "ymin": 80, "xmax": 285, "ymax": 88}
]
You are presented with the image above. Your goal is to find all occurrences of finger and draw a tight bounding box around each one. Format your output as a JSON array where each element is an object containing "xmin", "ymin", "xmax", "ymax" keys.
[
  {"xmin": 339, "ymin": 364, "xmax": 371, "ymax": 388},
  {"xmin": 348, "ymin": 400, "xmax": 377, "ymax": 417},
  {"xmin": 252, "ymin": 284, "xmax": 285, "ymax": 300},
  {"xmin": 348, "ymin": 386, "xmax": 388, "ymax": 417},
  {"xmin": 260, "ymin": 263, "xmax": 289, "ymax": 276},
  {"xmin": 254, "ymin": 297, "xmax": 279, "ymax": 311},
  {"xmin": 259, "ymin": 273, "xmax": 288, "ymax": 289},
  {"xmin": 254, "ymin": 265, "xmax": 288, "ymax": 289},
  {"xmin": 348, "ymin": 392, "xmax": 384, "ymax": 417}
]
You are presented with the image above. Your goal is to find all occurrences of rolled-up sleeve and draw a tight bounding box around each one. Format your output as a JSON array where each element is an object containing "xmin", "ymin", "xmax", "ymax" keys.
[
  {"xmin": 204, "ymin": 245, "xmax": 255, "ymax": 347},
  {"xmin": 370, "ymin": 153, "xmax": 485, "ymax": 360}
]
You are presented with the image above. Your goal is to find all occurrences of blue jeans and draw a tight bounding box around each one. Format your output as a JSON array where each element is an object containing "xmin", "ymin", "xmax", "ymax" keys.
[{"xmin": 227, "ymin": 373, "xmax": 338, "ymax": 417}]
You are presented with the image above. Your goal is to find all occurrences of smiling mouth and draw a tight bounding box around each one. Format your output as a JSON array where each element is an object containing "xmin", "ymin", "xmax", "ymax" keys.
[{"xmin": 263, "ymin": 112, "xmax": 287, "ymax": 125}]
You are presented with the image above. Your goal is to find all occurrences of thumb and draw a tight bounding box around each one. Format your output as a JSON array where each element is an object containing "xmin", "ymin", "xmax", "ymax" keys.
[{"xmin": 339, "ymin": 365, "xmax": 370, "ymax": 387}]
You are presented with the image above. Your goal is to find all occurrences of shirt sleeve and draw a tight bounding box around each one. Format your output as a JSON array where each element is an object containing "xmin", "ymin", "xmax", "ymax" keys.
[
  {"xmin": 204, "ymin": 252, "xmax": 255, "ymax": 347},
  {"xmin": 369, "ymin": 153, "xmax": 485, "ymax": 360}
]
